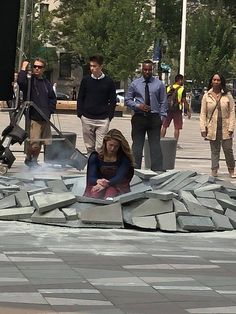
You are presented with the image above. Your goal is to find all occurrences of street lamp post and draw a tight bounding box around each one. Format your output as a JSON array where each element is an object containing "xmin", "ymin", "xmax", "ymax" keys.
[
  {"xmin": 18, "ymin": 0, "xmax": 28, "ymax": 71},
  {"xmin": 179, "ymin": 0, "xmax": 187, "ymax": 76}
]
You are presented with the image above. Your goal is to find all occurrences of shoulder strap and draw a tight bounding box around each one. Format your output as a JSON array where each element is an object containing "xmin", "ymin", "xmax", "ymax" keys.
[{"xmin": 208, "ymin": 96, "xmax": 222, "ymax": 124}]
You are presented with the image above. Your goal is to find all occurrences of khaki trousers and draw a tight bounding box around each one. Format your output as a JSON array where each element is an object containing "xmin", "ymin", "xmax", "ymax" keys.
[
  {"xmin": 210, "ymin": 129, "xmax": 235, "ymax": 171},
  {"xmin": 81, "ymin": 116, "xmax": 110, "ymax": 153}
]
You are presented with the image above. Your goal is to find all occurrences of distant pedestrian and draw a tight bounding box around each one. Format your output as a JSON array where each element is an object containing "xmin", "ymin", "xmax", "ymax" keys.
[
  {"xmin": 125, "ymin": 60, "xmax": 167, "ymax": 171},
  {"xmin": 161, "ymin": 74, "xmax": 191, "ymax": 149},
  {"xmin": 200, "ymin": 73, "xmax": 236, "ymax": 178},
  {"xmin": 77, "ymin": 55, "xmax": 116, "ymax": 154},
  {"xmin": 71, "ymin": 86, "xmax": 77, "ymax": 100}
]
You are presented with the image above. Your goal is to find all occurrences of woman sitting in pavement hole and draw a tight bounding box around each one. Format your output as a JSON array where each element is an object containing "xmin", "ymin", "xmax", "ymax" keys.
[{"xmin": 84, "ymin": 129, "xmax": 134, "ymax": 199}]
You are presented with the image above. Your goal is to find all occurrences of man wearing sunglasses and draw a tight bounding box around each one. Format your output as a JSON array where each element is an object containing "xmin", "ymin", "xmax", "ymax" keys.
[{"xmin": 17, "ymin": 57, "xmax": 57, "ymax": 168}]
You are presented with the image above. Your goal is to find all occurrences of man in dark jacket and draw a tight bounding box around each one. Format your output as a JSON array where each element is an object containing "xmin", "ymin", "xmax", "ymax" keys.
[
  {"xmin": 17, "ymin": 57, "xmax": 57, "ymax": 167},
  {"xmin": 77, "ymin": 55, "xmax": 116, "ymax": 154}
]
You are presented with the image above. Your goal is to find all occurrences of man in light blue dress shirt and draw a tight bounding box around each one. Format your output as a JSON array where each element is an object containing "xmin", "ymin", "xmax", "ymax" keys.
[{"xmin": 125, "ymin": 60, "xmax": 167, "ymax": 171}]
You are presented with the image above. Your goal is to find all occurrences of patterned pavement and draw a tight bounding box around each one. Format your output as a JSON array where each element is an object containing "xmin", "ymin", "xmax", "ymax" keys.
[
  {"xmin": 0, "ymin": 112, "xmax": 236, "ymax": 313},
  {"xmin": 0, "ymin": 222, "xmax": 236, "ymax": 313}
]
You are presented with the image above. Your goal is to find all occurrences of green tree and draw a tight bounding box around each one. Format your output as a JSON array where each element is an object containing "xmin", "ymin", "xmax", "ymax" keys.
[
  {"xmin": 155, "ymin": 0, "xmax": 182, "ymax": 62},
  {"xmin": 186, "ymin": 5, "xmax": 236, "ymax": 87},
  {"xmin": 51, "ymin": 0, "xmax": 158, "ymax": 81}
]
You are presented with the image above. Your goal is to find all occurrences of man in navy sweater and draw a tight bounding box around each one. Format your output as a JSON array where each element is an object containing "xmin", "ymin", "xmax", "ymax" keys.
[
  {"xmin": 17, "ymin": 58, "xmax": 56, "ymax": 167},
  {"xmin": 77, "ymin": 55, "xmax": 116, "ymax": 154}
]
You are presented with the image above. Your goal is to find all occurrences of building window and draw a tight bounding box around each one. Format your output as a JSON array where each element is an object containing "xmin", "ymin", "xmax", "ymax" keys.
[{"xmin": 59, "ymin": 53, "xmax": 71, "ymax": 78}]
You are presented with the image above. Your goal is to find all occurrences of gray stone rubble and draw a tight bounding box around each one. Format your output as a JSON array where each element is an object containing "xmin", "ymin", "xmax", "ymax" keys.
[{"xmin": 0, "ymin": 170, "xmax": 236, "ymax": 232}]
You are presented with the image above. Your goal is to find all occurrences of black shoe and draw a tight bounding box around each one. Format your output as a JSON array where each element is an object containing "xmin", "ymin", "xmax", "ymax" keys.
[
  {"xmin": 24, "ymin": 158, "xmax": 33, "ymax": 167},
  {"xmin": 31, "ymin": 158, "xmax": 40, "ymax": 168},
  {"xmin": 24, "ymin": 158, "xmax": 40, "ymax": 168}
]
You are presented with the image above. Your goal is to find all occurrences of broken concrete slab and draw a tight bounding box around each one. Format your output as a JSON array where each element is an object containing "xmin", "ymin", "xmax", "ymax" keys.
[
  {"xmin": 156, "ymin": 212, "xmax": 177, "ymax": 231},
  {"xmin": 215, "ymin": 191, "xmax": 232, "ymax": 202},
  {"xmin": 114, "ymin": 184, "xmax": 150, "ymax": 204},
  {"xmin": 134, "ymin": 169, "xmax": 157, "ymax": 180},
  {"xmin": 216, "ymin": 197, "xmax": 236, "ymax": 211},
  {"xmin": 33, "ymin": 180, "xmax": 47, "ymax": 188},
  {"xmin": 197, "ymin": 197, "xmax": 224, "ymax": 215},
  {"xmin": 47, "ymin": 180, "xmax": 69, "ymax": 193},
  {"xmin": 76, "ymin": 196, "xmax": 113, "ymax": 205},
  {"xmin": 149, "ymin": 170, "xmax": 179, "ymax": 185},
  {"xmin": 194, "ymin": 184, "xmax": 222, "ymax": 193},
  {"xmin": 31, "ymin": 208, "xmax": 67, "ymax": 223},
  {"xmin": 0, "ymin": 185, "xmax": 20, "ymax": 192},
  {"xmin": 183, "ymin": 200, "xmax": 212, "ymax": 217},
  {"xmin": 0, "ymin": 206, "xmax": 35, "ymax": 220},
  {"xmin": 226, "ymin": 189, "xmax": 236, "ymax": 198},
  {"xmin": 122, "ymin": 199, "xmax": 147, "ymax": 225},
  {"xmin": 161, "ymin": 171, "xmax": 197, "ymax": 191},
  {"xmin": 179, "ymin": 190, "xmax": 200, "ymax": 204},
  {"xmin": 15, "ymin": 191, "xmax": 31, "ymax": 207},
  {"xmin": 194, "ymin": 191, "xmax": 215, "ymax": 198},
  {"xmin": 173, "ymin": 198, "xmax": 189, "ymax": 216},
  {"xmin": 63, "ymin": 177, "xmax": 84, "ymax": 188},
  {"xmin": 33, "ymin": 192, "xmax": 76, "ymax": 213},
  {"xmin": 61, "ymin": 174, "xmax": 85, "ymax": 180},
  {"xmin": 194, "ymin": 174, "xmax": 215, "ymax": 184},
  {"xmin": 33, "ymin": 174, "xmax": 62, "ymax": 181},
  {"xmin": 215, "ymin": 179, "xmax": 236, "ymax": 190},
  {"xmin": 156, "ymin": 172, "xmax": 182, "ymax": 189},
  {"xmin": 132, "ymin": 216, "xmax": 157, "ymax": 230},
  {"xmin": 60, "ymin": 208, "xmax": 78, "ymax": 220},
  {"xmin": 225, "ymin": 208, "xmax": 236, "ymax": 228},
  {"xmin": 131, "ymin": 198, "xmax": 173, "ymax": 217},
  {"xmin": 71, "ymin": 176, "xmax": 87, "ymax": 197},
  {"xmin": 130, "ymin": 175, "xmax": 143, "ymax": 186},
  {"xmin": 80, "ymin": 202, "xmax": 123, "ymax": 225},
  {"xmin": 145, "ymin": 190, "xmax": 176, "ymax": 200},
  {"xmin": 210, "ymin": 211, "xmax": 233, "ymax": 231},
  {"xmin": 8, "ymin": 173, "xmax": 35, "ymax": 182},
  {"xmin": 130, "ymin": 182, "xmax": 152, "ymax": 193},
  {"xmin": 171, "ymin": 177, "xmax": 196, "ymax": 192},
  {"xmin": 0, "ymin": 194, "xmax": 16, "ymax": 209},
  {"xmin": 177, "ymin": 215, "xmax": 215, "ymax": 231},
  {"xmin": 26, "ymin": 186, "xmax": 51, "ymax": 196}
]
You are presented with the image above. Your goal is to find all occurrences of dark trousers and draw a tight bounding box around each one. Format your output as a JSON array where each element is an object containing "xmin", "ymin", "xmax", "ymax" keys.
[
  {"xmin": 131, "ymin": 114, "xmax": 163, "ymax": 171},
  {"xmin": 210, "ymin": 128, "xmax": 235, "ymax": 170}
]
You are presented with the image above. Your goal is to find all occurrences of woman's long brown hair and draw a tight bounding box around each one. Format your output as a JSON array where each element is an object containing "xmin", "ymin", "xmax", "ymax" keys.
[{"xmin": 99, "ymin": 129, "xmax": 135, "ymax": 167}]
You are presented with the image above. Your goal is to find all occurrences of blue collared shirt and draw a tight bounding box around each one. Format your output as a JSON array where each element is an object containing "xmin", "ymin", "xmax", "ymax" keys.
[{"xmin": 125, "ymin": 76, "xmax": 167, "ymax": 118}]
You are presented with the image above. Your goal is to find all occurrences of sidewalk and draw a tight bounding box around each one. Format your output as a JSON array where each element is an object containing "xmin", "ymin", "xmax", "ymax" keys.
[
  {"xmin": 1, "ymin": 111, "xmax": 234, "ymax": 180},
  {"xmin": 0, "ymin": 112, "xmax": 236, "ymax": 313}
]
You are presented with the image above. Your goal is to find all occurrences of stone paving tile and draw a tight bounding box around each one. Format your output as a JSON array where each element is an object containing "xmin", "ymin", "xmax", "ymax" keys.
[
  {"xmin": 51, "ymin": 306, "xmax": 124, "ymax": 313},
  {"xmin": 100, "ymin": 288, "xmax": 168, "ymax": 305},
  {"xmin": 0, "ymin": 292, "xmax": 47, "ymax": 304},
  {"xmin": 178, "ymin": 300, "xmax": 236, "ymax": 313},
  {"xmin": 118, "ymin": 302, "xmax": 188, "ymax": 314},
  {"xmin": 0, "ymin": 218, "xmax": 236, "ymax": 313},
  {"xmin": 0, "ymin": 305, "xmax": 56, "ymax": 314}
]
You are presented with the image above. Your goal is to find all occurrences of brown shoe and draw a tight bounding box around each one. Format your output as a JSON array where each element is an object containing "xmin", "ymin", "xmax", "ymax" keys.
[{"xmin": 211, "ymin": 169, "xmax": 218, "ymax": 177}]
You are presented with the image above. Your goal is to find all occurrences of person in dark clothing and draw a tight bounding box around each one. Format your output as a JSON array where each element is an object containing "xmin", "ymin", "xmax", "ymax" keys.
[
  {"xmin": 84, "ymin": 129, "xmax": 134, "ymax": 199},
  {"xmin": 125, "ymin": 60, "xmax": 167, "ymax": 171},
  {"xmin": 77, "ymin": 55, "xmax": 117, "ymax": 154},
  {"xmin": 71, "ymin": 86, "xmax": 77, "ymax": 100},
  {"xmin": 17, "ymin": 57, "xmax": 57, "ymax": 167}
]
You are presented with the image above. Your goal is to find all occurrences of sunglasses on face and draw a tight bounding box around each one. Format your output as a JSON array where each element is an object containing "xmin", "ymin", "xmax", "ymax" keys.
[{"xmin": 33, "ymin": 65, "xmax": 44, "ymax": 69}]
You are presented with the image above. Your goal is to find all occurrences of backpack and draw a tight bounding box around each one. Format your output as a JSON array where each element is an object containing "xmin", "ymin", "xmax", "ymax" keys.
[{"xmin": 167, "ymin": 85, "xmax": 181, "ymax": 112}]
